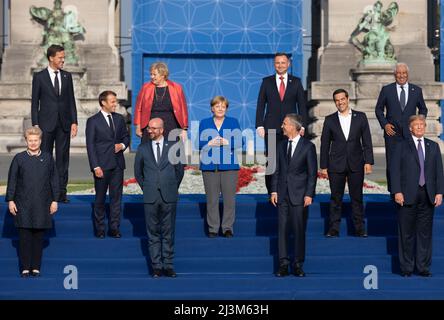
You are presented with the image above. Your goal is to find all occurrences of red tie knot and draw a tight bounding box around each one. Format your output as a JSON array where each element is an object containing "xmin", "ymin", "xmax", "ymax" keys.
[{"xmin": 279, "ymin": 76, "xmax": 284, "ymax": 81}]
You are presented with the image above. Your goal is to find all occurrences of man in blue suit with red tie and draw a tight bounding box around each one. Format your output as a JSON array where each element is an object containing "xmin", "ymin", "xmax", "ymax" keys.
[
  {"xmin": 375, "ymin": 62, "xmax": 428, "ymax": 192},
  {"xmin": 86, "ymin": 91, "xmax": 130, "ymax": 239},
  {"xmin": 390, "ymin": 115, "xmax": 443, "ymax": 277}
]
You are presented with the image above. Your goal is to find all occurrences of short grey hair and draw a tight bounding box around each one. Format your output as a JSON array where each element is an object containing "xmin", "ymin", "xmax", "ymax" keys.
[
  {"xmin": 284, "ymin": 113, "xmax": 302, "ymax": 131},
  {"xmin": 394, "ymin": 62, "xmax": 409, "ymax": 74}
]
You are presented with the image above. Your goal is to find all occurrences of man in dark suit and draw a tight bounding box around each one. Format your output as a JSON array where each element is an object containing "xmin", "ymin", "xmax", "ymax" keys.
[
  {"xmin": 320, "ymin": 89, "xmax": 374, "ymax": 238},
  {"xmin": 134, "ymin": 118, "xmax": 185, "ymax": 278},
  {"xmin": 31, "ymin": 44, "xmax": 78, "ymax": 203},
  {"xmin": 86, "ymin": 91, "xmax": 130, "ymax": 239},
  {"xmin": 270, "ymin": 114, "xmax": 317, "ymax": 277},
  {"xmin": 390, "ymin": 115, "xmax": 443, "ymax": 277},
  {"xmin": 256, "ymin": 52, "xmax": 308, "ymax": 194},
  {"xmin": 375, "ymin": 62, "xmax": 427, "ymax": 192}
]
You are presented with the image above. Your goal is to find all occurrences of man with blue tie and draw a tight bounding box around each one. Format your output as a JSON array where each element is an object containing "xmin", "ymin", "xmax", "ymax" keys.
[
  {"xmin": 134, "ymin": 118, "xmax": 185, "ymax": 278},
  {"xmin": 86, "ymin": 91, "xmax": 130, "ymax": 239},
  {"xmin": 390, "ymin": 115, "xmax": 444, "ymax": 277},
  {"xmin": 375, "ymin": 63, "xmax": 428, "ymax": 192}
]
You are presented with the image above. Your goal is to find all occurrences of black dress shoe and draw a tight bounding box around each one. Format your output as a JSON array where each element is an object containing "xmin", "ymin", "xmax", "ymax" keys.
[
  {"xmin": 355, "ymin": 230, "xmax": 368, "ymax": 238},
  {"xmin": 164, "ymin": 268, "xmax": 177, "ymax": 278},
  {"xmin": 108, "ymin": 230, "xmax": 121, "ymax": 238},
  {"xmin": 208, "ymin": 232, "xmax": 218, "ymax": 238},
  {"xmin": 95, "ymin": 231, "xmax": 105, "ymax": 239},
  {"xmin": 293, "ymin": 266, "xmax": 306, "ymax": 277},
  {"xmin": 223, "ymin": 230, "xmax": 233, "ymax": 238},
  {"xmin": 275, "ymin": 265, "xmax": 289, "ymax": 277},
  {"xmin": 418, "ymin": 271, "xmax": 432, "ymax": 277},
  {"xmin": 21, "ymin": 271, "xmax": 30, "ymax": 278},
  {"xmin": 152, "ymin": 269, "xmax": 162, "ymax": 278},
  {"xmin": 326, "ymin": 229, "xmax": 339, "ymax": 238},
  {"xmin": 31, "ymin": 270, "xmax": 40, "ymax": 277},
  {"xmin": 400, "ymin": 271, "xmax": 412, "ymax": 277}
]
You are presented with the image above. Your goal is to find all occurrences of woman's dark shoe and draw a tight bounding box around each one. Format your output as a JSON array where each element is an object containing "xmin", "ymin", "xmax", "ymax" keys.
[
  {"xmin": 21, "ymin": 270, "xmax": 30, "ymax": 278},
  {"xmin": 31, "ymin": 270, "xmax": 41, "ymax": 277}
]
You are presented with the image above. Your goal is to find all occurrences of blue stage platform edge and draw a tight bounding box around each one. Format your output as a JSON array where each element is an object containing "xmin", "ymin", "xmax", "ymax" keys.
[{"xmin": 1, "ymin": 194, "xmax": 444, "ymax": 300}]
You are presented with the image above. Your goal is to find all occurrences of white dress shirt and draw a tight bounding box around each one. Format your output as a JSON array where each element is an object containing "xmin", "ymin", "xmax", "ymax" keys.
[
  {"xmin": 338, "ymin": 109, "xmax": 352, "ymax": 140},
  {"xmin": 152, "ymin": 136, "xmax": 164, "ymax": 163},
  {"xmin": 275, "ymin": 72, "xmax": 288, "ymax": 91},
  {"xmin": 287, "ymin": 134, "xmax": 301, "ymax": 157},
  {"xmin": 396, "ymin": 82, "xmax": 409, "ymax": 106},
  {"xmin": 47, "ymin": 66, "xmax": 62, "ymax": 93},
  {"xmin": 412, "ymin": 134, "xmax": 425, "ymax": 160}
]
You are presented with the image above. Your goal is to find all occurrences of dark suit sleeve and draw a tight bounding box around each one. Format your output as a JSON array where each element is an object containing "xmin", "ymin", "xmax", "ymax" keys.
[
  {"xmin": 31, "ymin": 74, "xmax": 41, "ymax": 126},
  {"xmin": 85, "ymin": 117, "xmax": 99, "ymax": 171},
  {"xmin": 390, "ymin": 142, "xmax": 403, "ymax": 194},
  {"xmin": 417, "ymin": 87, "xmax": 428, "ymax": 117},
  {"xmin": 175, "ymin": 163, "xmax": 185, "ymax": 188},
  {"xmin": 434, "ymin": 144, "xmax": 444, "ymax": 195},
  {"xmin": 295, "ymin": 79, "xmax": 308, "ymax": 127},
  {"xmin": 49, "ymin": 155, "xmax": 60, "ymax": 201},
  {"xmin": 255, "ymin": 79, "xmax": 267, "ymax": 128},
  {"xmin": 375, "ymin": 87, "xmax": 389, "ymax": 129},
  {"xmin": 319, "ymin": 117, "xmax": 331, "ymax": 169},
  {"xmin": 5, "ymin": 155, "xmax": 19, "ymax": 202},
  {"xmin": 119, "ymin": 116, "xmax": 130, "ymax": 150},
  {"xmin": 305, "ymin": 143, "xmax": 317, "ymax": 198},
  {"xmin": 134, "ymin": 146, "xmax": 144, "ymax": 189},
  {"xmin": 361, "ymin": 113, "xmax": 374, "ymax": 165},
  {"xmin": 67, "ymin": 73, "xmax": 77, "ymax": 125},
  {"xmin": 271, "ymin": 143, "xmax": 280, "ymax": 193}
]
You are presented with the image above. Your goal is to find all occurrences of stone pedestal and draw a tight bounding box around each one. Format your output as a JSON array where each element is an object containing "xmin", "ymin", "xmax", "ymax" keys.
[{"xmin": 0, "ymin": 0, "xmax": 127, "ymax": 153}]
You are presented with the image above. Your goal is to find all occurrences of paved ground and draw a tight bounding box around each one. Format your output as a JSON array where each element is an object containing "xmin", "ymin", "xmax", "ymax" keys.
[{"xmin": 0, "ymin": 152, "xmax": 388, "ymax": 183}]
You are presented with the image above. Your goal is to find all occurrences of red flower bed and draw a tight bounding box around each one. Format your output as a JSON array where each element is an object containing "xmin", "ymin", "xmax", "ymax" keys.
[{"xmin": 236, "ymin": 167, "xmax": 258, "ymax": 192}]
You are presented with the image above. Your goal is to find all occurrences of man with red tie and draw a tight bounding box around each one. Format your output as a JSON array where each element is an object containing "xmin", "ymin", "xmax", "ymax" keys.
[{"xmin": 256, "ymin": 53, "xmax": 308, "ymax": 194}]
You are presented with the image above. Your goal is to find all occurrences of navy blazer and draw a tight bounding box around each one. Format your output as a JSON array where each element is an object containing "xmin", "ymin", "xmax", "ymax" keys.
[
  {"xmin": 31, "ymin": 68, "xmax": 77, "ymax": 132},
  {"xmin": 134, "ymin": 140, "xmax": 185, "ymax": 204},
  {"xmin": 256, "ymin": 74, "xmax": 307, "ymax": 132},
  {"xmin": 390, "ymin": 136, "xmax": 444, "ymax": 205},
  {"xmin": 198, "ymin": 116, "xmax": 243, "ymax": 171},
  {"xmin": 375, "ymin": 82, "xmax": 427, "ymax": 138},
  {"xmin": 271, "ymin": 137, "xmax": 317, "ymax": 206},
  {"xmin": 320, "ymin": 110, "xmax": 374, "ymax": 173},
  {"xmin": 85, "ymin": 112, "xmax": 130, "ymax": 171}
]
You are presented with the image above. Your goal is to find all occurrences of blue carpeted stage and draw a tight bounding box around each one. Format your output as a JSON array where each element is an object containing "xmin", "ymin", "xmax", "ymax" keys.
[{"xmin": 1, "ymin": 194, "xmax": 444, "ymax": 300}]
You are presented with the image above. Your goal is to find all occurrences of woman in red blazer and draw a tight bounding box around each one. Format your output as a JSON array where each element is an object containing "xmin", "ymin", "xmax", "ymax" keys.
[{"xmin": 134, "ymin": 62, "xmax": 189, "ymax": 143}]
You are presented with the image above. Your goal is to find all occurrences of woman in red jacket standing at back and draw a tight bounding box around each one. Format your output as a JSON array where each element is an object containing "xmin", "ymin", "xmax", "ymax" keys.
[{"xmin": 134, "ymin": 62, "xmax": 189, "ymax": 143}]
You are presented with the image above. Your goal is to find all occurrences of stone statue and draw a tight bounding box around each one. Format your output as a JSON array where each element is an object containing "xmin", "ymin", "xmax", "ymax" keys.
[
  {"xmin": 350, "ymin": 1, "xmax": 399, "ymax": 66},
  {"xmin": 30, "ymin": 0, "xmax": 85, "ymax": 65}
]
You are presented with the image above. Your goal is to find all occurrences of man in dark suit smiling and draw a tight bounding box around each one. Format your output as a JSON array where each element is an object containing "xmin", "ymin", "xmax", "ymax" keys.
[
  {"xmin": 375, "ymin": 63, "xmax": 427, "ymax": 192},
  {"xmin": 256, "ymin": 52, "xmax": 308, "ymax": 194},
  {"xmin": 86, "ymin": 91, "xmax": 129, "ymax": 239},
  {"xmin": 320, "ymin": 89, "xmax": 374, "ymax": 238},
  {"xmin": 31, "ymin": 44, "xmax": 78, "ymax": 203}
]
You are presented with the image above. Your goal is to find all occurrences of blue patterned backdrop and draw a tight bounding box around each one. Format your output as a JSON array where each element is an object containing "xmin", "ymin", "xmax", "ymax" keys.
[{"xmin": 132, "ymin": 0, "xmax": 304, "ymax": 150}]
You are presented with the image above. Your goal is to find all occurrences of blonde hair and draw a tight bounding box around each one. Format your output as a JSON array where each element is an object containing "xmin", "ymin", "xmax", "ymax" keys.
[
  {"xmin": 409, "ymin": 114, "xmax": 426, "ymax": 126},
  {"xmin": 150, "ymin": 62, "xmax": 169, "ymax": 79},
  {"xmin": 24, "ymin": 127, "xmax": 42, "ymax": 139},
  {"xmin": 210, "ymin": 95, "xmax": 229, "ymax": 108}
]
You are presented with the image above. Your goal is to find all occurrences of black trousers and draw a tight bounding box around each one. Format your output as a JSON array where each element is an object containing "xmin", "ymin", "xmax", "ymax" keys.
[
  {"xmin": 144, "ymin": 190, "xmax": 177, "ymax": 270},
  {"xmin": 328, "ymin": 165, "xmax": 365, "ymax": 233},
  {"xmin": 93, "ymin": 167, "xmax": 124, "ymax": 233},
  {"xmin": 384, "ymin": 134, "xmax": 404, "ymax": 193},
  {"xmin": 397, "ymin": 186, "xmax": 434, "ymax": 274},
  {"xmin": 41, "ymin": 122, "xmax": 70, "ymax": 197},
  {"xmin": 18, "ymin": 228, "xmax": 45, "ymax": 272},
  {"xmin": 264, "ymin": 132, "xmax": 284, "ymax": 194},
  {"xmin": 278, "ymin": 189, "xmax": 307, "ymax": 267}
]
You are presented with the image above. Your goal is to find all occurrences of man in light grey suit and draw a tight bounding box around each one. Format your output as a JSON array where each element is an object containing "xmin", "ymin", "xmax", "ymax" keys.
[{"xmin": 134, "ymin": 118, "xmax": 184, "ymax": 278}]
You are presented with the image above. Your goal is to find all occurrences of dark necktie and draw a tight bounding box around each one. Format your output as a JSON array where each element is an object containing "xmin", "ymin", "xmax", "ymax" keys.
[
  {"xmin": 156, "ymin": 142, "xmax": 161, "ymax": 164},
  {"xmin": 54, "ymin": 71, "xmax": 60, "ymax": 96},
  {"xmin": 279, "ymin": 76, "xmax": 285, "ymax": 101},
  {"xmin": 107, "ymin": 114, "xmax": 115, "ymax": 137},
  {"xmin": 287, "ymin": 140, "xmax": 292, "ymax": 164},
  {"xmin": 400, "ymin": 85, "xmax": 406, "ymax": 111},
  {"xmin": 417, "ymin": 139, "xmax": 425, "ymax": 186}
]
